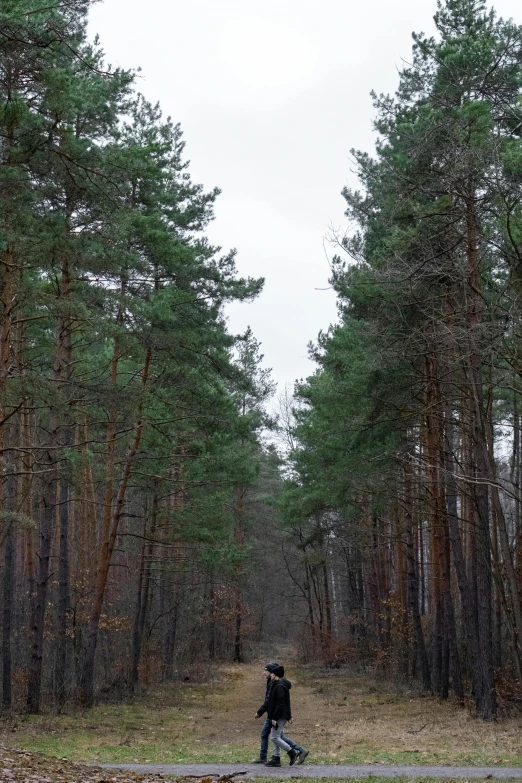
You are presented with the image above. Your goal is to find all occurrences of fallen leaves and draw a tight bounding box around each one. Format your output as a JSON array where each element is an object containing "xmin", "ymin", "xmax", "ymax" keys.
[{"xmin": 0, "ymin": 745, "xmax": 169, "ymax": 783}]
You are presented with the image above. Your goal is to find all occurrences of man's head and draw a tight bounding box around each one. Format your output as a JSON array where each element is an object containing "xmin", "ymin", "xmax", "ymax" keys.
[
  {"xmin": 270, "ymin": 665, "xmax": 284, "ymax": 679},
  {"xmin": 264, "ymin": 662, "xmax": 279, "ymax": 679}
]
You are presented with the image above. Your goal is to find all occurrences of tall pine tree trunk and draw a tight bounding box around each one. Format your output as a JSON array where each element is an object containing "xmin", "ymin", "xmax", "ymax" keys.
[
  {"xmin": 233, "ymin": 487, "xmax": 246, "ymax": 663},
  {"xmin": 466, "ymin": 193, "xmax": 496, "ymax": 718},
  {"xmin": 405, "ymin": 458, "xmax": 431, "ymax": 691},
  {"xmin": 55, "ymin": 476, "xmax": 70, "ymax": 709},
  {"xmin": 27, "ymin": 462, "xmax": 56, "ymax": 713},
  {"xmin": 54, "ymin": 253, "xmax": 73, "ymax": 709},
  {"xmin": 80, "ymin": 348, "xmax": 151, "ymax": 706},
  {"xmin": 131, "ymin": 495, "xmax": 157, "ymax": 691},
  {"xmin": 2, "ymin": 523, "xmax": 15, "ymax": 709},
  {"xmin": 444, "ymin": 388, "xmax": 483, "ymax": 708}
]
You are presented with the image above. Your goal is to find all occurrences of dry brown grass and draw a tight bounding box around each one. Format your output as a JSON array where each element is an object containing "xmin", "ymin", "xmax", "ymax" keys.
[
  {"xmin": 1, "ymin": 661, "xmax": 522, "ymax": 766},
  {"xmin": 296, "ymin": 668, "xmax": 522, "ymax": 765}
]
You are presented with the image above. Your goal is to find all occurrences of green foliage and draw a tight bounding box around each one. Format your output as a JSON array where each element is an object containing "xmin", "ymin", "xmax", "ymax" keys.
[
  {"xmin": 281, "ymin": 0, "xmax": 522, "ymax": 608},
  {"xmin": 0, "ymin": 0, "xmax": 275, "ymax": 698}
]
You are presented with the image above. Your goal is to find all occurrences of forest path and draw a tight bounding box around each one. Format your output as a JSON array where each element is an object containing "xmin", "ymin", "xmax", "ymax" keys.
[{"xmin": 3, "ymin": 658, "xmax": 522, "ymax": 768}]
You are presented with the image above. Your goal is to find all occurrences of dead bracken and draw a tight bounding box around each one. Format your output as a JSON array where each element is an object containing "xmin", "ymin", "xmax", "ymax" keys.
[{"xmin": 0, "ymin": 744, "xmax": 170, "ymax": 783}]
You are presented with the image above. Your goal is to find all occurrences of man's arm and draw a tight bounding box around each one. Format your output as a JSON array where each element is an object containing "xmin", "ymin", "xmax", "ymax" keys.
[{"xmin": 256, "ymin": 681, "xmax": 272, "ymax": 717}]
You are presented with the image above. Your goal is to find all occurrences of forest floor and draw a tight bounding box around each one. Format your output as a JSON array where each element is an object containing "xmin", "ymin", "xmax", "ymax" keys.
[
  {"xmin": 0, "ymin": 743, "xmax": 169, "ymax": 782},
  {"xmin": 2, "ymin": 660, "xmax": 522, "ymax": 771}
]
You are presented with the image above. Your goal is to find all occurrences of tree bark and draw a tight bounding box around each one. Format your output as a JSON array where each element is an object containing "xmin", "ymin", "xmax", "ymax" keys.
[
  {"xmin": 405, "ymin": 459, "xmax": 431, "ymax": 691},
  {"xmin": 131, "ymin": 495, "xmax": 157, "ymax": 691},
  {"xmin": 54, "ymin": 253, "xmax": 73, "ymax": 710},
  {"xmin": 2, "ymin": 524, "xmax": 15, "ymax": 709},
  {"xmin": 26, "ymin": 466, "xmax": 56, "ymax": 713},
  {"xmin": 465, "ymin": 193, "xmax": 496, "ymax": 718},
  {"xmin": 80, "ymin": 348, "xmax": 151, "ymax": 707}
]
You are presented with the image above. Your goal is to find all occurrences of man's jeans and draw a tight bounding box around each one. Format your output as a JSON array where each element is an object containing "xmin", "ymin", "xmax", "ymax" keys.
[{"xmin": 260, "ymin": 717, "xmax": 301, "ymax": 759}]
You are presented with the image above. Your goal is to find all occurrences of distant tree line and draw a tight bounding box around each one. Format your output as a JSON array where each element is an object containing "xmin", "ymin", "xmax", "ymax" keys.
[
  {"xmin": 281, "ymin": 0, "xmax": 522, "ymax": 719},
  {"xmin": 0, "ymin": 0, "xmax": 288, "ymax": 713}
]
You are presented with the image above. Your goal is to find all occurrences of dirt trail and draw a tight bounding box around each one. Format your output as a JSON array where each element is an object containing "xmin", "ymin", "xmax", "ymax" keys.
[
  {"xmin": 3, "ymin": 658, "xmax": 522, "ymax": 768},
  {"xmin": 208, "ymin": 660, "xmax": 316, "ymax": 752},
  {"xmin": 225, "ymin": 661, "xmax": 522, "ymax": 768}
]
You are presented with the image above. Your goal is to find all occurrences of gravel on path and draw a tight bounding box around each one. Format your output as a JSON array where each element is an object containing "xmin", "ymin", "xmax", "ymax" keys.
[{"xmin": 101, "ymin": 762, "xmax": 522, "ymax": 778}]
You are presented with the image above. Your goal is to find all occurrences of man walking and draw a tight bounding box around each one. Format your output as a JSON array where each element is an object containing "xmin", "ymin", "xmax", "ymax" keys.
[{"xmin": 252, "ymin": 662, "xmax": 308, "ymax": 767}]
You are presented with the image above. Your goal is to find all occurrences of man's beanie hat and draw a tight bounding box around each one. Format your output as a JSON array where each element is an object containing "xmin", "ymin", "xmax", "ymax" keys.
[
  {"xmin": 273, "ymin": 665, "xmax": 285, "ymax": 677},
  {"xmin": 264, "ymin": 662, "xmax": 279, "ymax": 673}
]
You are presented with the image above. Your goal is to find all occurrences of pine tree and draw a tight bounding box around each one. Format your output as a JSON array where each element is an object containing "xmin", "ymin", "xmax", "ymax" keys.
[{"xmin": 286, "ymin": 0, "xmax": 522, "ymax": 718}]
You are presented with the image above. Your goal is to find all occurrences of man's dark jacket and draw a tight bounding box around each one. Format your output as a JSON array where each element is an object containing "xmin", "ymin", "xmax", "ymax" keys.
[
  {"xmin": 266, "ymin": 677, "xmax": 292, "ymax": 722},
  {"xmin": 256, "ymin": 677, "xmax": 274, "ymax": 717}
]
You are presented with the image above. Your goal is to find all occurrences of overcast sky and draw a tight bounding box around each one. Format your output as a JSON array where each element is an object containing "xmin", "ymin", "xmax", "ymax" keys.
[{"xmin": 88, "ymin": 0, "xmax": 521, "ymax": 395}]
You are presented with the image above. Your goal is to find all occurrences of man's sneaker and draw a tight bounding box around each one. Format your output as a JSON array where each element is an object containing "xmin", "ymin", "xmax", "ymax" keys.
[
  {"xmin": 264, "ymin": 756, "xmax": 281, "ymax": 767},
  {"xmin": 297, "ymin": 749, "xmax": 309, "ymax": 765},
  {"xmin": 251, "ymin": 758, "xmax": 267, "ymax": 764},
  {"xmin": 288, "ymin": 749, "xmax": 298, "ymax": 766}
]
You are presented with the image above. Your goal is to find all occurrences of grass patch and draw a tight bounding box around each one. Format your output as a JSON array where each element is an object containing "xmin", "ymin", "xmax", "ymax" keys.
[{"xmin": 2, "ymin": 662, "xmax": 522, "ymax": 767}]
